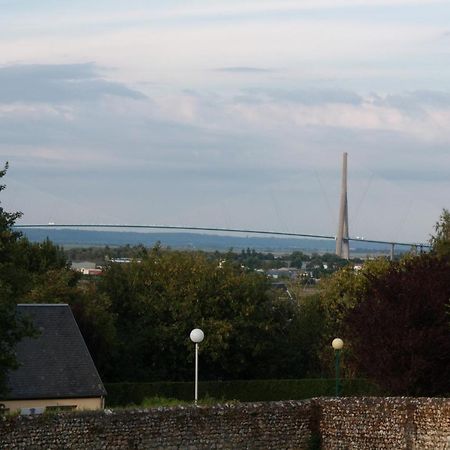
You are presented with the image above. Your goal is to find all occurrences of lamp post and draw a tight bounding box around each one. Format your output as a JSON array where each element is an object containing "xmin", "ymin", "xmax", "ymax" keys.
[
  {"xmin": 189, "ymin": 328, "xmax": 204, "ymax": 405},
  {"xmin": 332, "ymin": 338, "xmax": 344, "ymax": 397}
]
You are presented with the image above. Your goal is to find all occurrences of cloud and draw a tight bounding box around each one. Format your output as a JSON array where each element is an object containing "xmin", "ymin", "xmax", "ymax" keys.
[
  {"xmin": 380, "ymin": 90, "xmax": 450, "ymax": 110},
  {"xmin": 111, "ymin": 1, "xmax": 450, "ymax": 22},
  {"xmin": 215, "ymin": 67, "xmax": 273, "ymax": 73},
  {"xmin": 0, "ymin": 14, "xmax": 440, "ymax": 90},
  {"xmin": 0, "ymin": 63, "xmax": 146, "ymax": 104},
  {"xmin": 2, "ymin": 81, "xmax": 449, "ymax": 167},
  {"xmin": 1, "ymin": 0, "xmax": 442, "ymax": 32},
  {"xmin": 239, "ymin": 88, "xmax": 363, "ymax": 105}
]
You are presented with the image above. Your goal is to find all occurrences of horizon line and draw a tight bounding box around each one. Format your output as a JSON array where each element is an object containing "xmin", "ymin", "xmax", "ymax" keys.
[{"xmin": 14, "ymin": 223, "xmax": 431, "ymax": 248}]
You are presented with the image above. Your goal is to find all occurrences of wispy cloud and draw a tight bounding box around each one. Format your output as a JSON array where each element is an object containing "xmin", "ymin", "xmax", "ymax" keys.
[
  {"xmin": 0, "ymin": 63, "xmax": 146, "ymax": 103},
  {"xmin": 239, "ymin": 88, "xmax": 362, "ymax": 105},
  {"xmin": 215, "ymin": 67, "xmax": 273, "ymax": 73},
  {"xmin": 2, "ymin": 0, "xmax": 444, "ymax": 28}
]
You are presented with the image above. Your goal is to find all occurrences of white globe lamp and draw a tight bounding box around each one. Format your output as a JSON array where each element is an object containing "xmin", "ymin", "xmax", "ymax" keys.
[
  {"xmin": 332, "ymin": 338, "xmax": 344, "ymax": 350},
  {"xmin": 190, "ymin": 328, "xmax": 205, "ymax": 404},
  {"xmin": 332, "ymin": 337, "xmax": 344, "ymax": 396},
  {"xmin": 190, "ymin": 328, "xmax": 204, "ymax": 344}
]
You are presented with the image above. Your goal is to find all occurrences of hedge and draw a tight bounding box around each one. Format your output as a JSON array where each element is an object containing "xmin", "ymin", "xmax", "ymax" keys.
[{"xmin": 104, "ymin": 378, "xmax": 381, "ymax": 407}]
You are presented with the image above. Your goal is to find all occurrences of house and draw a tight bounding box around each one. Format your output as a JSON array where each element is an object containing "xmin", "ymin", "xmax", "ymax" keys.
[
  {"xmin": 81, "ymin": 268, "xmax": 103, "ymax": 276},
  {"xmin": 1, "ymin": 304, "xmax": 106, "ymax": 414},
  {"xmin": 71, "ymin": 261, "xmax": 97, "ymax": 271},
  {"xmin": 267, "ymin": 267, "xmax": 301, "ymax": 280},
  {"xmin": 71, "ymin": 261, "xmax": 103, "ymax": 276}
]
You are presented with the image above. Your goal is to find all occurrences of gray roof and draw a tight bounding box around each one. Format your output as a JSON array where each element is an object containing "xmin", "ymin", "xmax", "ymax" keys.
[{"xmin": 5, "ymin": 304, "xmax": 106, "ymax": 400}]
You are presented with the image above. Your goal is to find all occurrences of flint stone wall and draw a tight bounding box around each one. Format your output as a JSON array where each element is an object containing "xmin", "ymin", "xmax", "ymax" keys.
[
  {"xmin": 319, "ymin": 397, "xmax": 450, "ymax": 450},
  {"xmin": 0, "ymin": 401, "xmax": 313, "ymax": 450},
  {"xmin": 0, "ymin": 397, "xmax": 449, "ymax": 449}
]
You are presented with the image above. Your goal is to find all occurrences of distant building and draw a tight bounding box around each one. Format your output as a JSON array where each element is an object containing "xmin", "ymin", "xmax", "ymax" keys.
[
  {"xmin": 71, "ymin": 261, "xmax": 103, "ymax": 276},
  {"xmin": 71, "ymin": 261, "xmax": 97, "ymax": 271},
  {"xmin": 1, "ymin": 304, "xmax": 106, "ymax": 415},
  {"xmin": 267, "ymin": 267, "xmax": 300, "ymax": 280},
  {"xmin": 110, "ymin": 257, "xmax": 137, "ymax": 264},
  {"xmin": 80, "ymin": 268, "xmax": 103, "ymax": 276}
]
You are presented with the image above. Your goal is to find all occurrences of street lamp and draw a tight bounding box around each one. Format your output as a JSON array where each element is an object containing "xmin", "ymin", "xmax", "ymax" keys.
[
  {"xmin": 332, "ymin": 338, "xmax": 344, "ymax": 397},
  {"xmin": 190, "ymin": 328, "xmax": 204, "ymax": 404}
]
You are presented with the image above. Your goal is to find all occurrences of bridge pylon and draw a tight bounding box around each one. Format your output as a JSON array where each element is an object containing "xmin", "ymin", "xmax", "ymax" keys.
[{"xmin": 336, "ymin": 152, "xmax": 350, "ymax": 259}]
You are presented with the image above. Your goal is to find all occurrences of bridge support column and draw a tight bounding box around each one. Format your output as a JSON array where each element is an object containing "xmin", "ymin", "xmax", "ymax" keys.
[
  {"xmin": 336, "ymin": 152, "xmax": 350, "ymax": 260},
  {"xmin": 390, "ymin": 243, "xmax": 395, "ymax": 261}
]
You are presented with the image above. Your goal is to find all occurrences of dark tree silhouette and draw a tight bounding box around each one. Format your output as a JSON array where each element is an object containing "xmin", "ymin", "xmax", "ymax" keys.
[{"xmin": 345, "ymin": 254, "xmax": 450, "ymax": 396}]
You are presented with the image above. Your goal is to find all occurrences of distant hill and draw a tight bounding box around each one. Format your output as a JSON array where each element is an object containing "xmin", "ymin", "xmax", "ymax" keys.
[{"xmin": 17, "ymin": 227, "xmax": 398, "ymax": 255}]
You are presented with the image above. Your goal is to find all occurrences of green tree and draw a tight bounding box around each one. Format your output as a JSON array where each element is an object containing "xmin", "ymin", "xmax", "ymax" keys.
[
  {"xmin": 319, "ymin": 258, "xmax": 390, "ymax": 338},
  {"xmin": 98, "ymin": 248, "xmax": 303, "ymax": 382},
  {"xmin": 22, "ymin": 267, "xmax": 117, "ymax": 378},
  {"xmin": 430, "ymin": 208, "xmax": 450, "ymax": 257},
  {"xmin": 289, "ymin": 251, "xmax": 309, "ymax": 269},
  {"xmin": 287, "ymin": 258, "xmax": 391, "ymax": 378},
  {"xmin": 285, "ymin": 288, "xmax": 327, "ymax": 377},
  {"xmin": 0, "ymin": 164, "xmax": 35, "ymax": 395}
]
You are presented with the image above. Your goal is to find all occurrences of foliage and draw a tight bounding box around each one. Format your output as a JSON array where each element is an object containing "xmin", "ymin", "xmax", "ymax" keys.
[
  {"xmin": 283, "ymin": 288, "xmax": 327, "ymax": 377},
  {"xmin": 344, "ymin": 254, "xmax": 450, "ymax": 395},
  {"xmin": 226, "ymin": 248, "xmax": 284, "ymax": 270},
  {"xmin": 21, "ymin": 268, "xmax": 117, "ymax": 377},
  {"xmin": 104, "ymin": 378, "xmax": 381, "ymax": 407},
  {"xmin": 98, "ymin": 248, "xmax": 306, "ymax": 382},
  {"xmin": 70, "ymin": 282, "xmax": 117, "ymax": 376},
  {"xmin": 0, "ymin": 164, "xmax": 37, "ymax": 395},
  {"xmin": 134, "ymin": 395, "xmax": 224, "ymax": 408},
  {"xmin": 318, "ymin": 258, "xmax": 391, "ymax": 337},
  {"xmin": 65, "ymin": 244, "xmax": 148, "ymax": 264},
  {"xmin": 64, "ymin": 244, "xmax": 363, "ymax": 277},
  {"xmin": 305, "ymin": 252, "xmax": 352, "ymax": 278},
  {"xmin": 8, "ymin": 234, "xmax": 333, "ymax": 385},
  {"xmin": 289, "ymin": 251, "xmax": 310, "ymax": 268},
  {"xmin": 430, "ymin": 208, "xmax": 450, "ymax": 257},
  {"xmin": 294, "ymin": 258, "xmax": 391, "ymax": 377}
]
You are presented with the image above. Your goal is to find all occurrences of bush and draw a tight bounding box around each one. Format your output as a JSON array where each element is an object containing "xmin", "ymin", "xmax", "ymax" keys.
[{"xmin": 105, "ymin": 378, "xmax": 380, "ymax": 407}]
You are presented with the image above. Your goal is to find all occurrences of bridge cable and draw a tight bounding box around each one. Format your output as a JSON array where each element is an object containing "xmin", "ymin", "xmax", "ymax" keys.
[{"xmin": 313, "ymin": 169, "xmax": 336, "ymax": 230}]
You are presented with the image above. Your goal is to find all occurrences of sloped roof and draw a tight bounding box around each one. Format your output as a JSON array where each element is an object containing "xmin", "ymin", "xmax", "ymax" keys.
[{"xmin": 5, "ymin": 304, "xmax": 106, "ymax": 400}]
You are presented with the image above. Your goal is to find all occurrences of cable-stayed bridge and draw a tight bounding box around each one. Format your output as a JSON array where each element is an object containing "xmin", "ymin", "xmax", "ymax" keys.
[{"xmin": 15, "ymin": 222, "xmax": 430, "ymax": 260}]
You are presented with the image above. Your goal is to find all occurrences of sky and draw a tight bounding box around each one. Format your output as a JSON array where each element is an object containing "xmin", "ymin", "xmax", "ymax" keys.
[{"xmin": 1, "ymin": 0, "xmax": 450, "ymax": 243}]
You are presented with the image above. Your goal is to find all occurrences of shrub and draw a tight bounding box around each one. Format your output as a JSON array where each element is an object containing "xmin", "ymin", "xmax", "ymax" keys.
[{"xmin": 105, "ymin": 378, "xmax": 380, "ymax": 407}]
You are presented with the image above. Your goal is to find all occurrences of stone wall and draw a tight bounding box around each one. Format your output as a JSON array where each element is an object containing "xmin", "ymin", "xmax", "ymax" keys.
[
  {"xmin": 0, "ymin": 397, "xmax": 449, "ymax": 449},
  {"xmin": 318, "ymin": 397, "xmax": 450, "ymax": 450},
  {"xmin": 0, "ymin": 401, "xmax": 313, "ymax": 450}
]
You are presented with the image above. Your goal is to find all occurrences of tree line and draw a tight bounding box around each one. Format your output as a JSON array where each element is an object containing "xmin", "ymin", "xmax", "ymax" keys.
[{"xmin": 66, "ymin": 245, "xmax": 357, "ymax": 275}]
